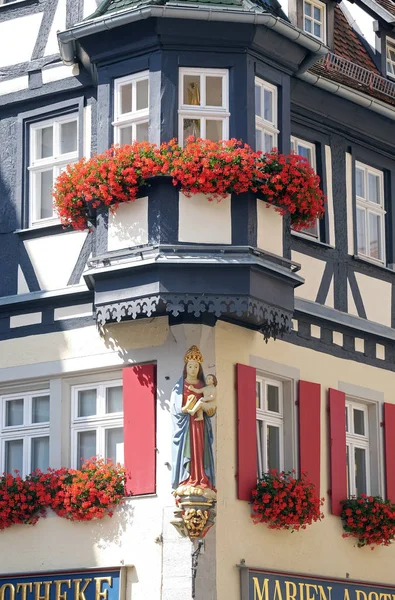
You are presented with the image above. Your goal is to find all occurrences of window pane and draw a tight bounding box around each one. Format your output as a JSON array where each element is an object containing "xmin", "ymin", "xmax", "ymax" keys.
[
  {"xmin": 346, "ymin": 445, "xmax": 350, "ymax": 496},
  {"xmin": 256, "ymin": 129, "xmax": 262, "ymax": 151},
  {"xmin": 60, "ymin": 121, "xmax": 77, "ymax": 154},
  {"xmin": 345, "ymin": 406, "xmax": 349, "ymax": 432},
  {"xmin": 267, "ymin": 425, "xmax": 280, "ymax": 471},
  {"xmin": 313, "ymin": 6, "xmax": 321, "ymax": 19},
  {"xmin": 120, "ymin": 126, "xmax": 134, "ymax": 145},
  {"xmin": 356, "ymin": 168, "xmax": 365, "ymax": 198},
  {"xmin": 32, "ymin": 395, "xmax": 50, "ymax": 423},
  {"xmin": 6, "ymin": 399, "xmax": 24, "ymax": 427},
  {"xmin": 263, "ymin": 89, "xmax": 273, "ymax": 123},
  {"xmin": 38, "ymin": 170, "xmax": 54, "ymax": 220},
  {"xmin": 369, "ymin": 212, "xmax": 382, "ymax": 260},
  {"xmin": 136, "ymin": 121, "xmax": 149, "ymax": 142},
  {"xmin": 206, "ymin": 76, "xmax": 222, "ymax": 107},
  {"xmin": 206, "ymin": 120, "xmax": 222, "ymax": 142},
  {"xmin": 353, "ymin": 408, "xmax": 365, "ymax": 436},
  {"xmin": 368, "ymin": 172, "xmax": 380, "ymax": 204},
  {"xmin": 183, "ymin": 118, "xmax": 201, "ymax": 140},
  {"xmin": 120, "ymin": 83, "xmax": 133, "ymax": 114},
  {"xmin": 264, "ymin": 132, "xmax": 274, "ymax": 153},
  {"xmin": 304, "ymin": 18, "xmax": 312, "ymax": 32},
  {"xmin": 36, "ymin": 126, "xmax": 53, "ymax": 159},
  {"xmin": 297, "ymin": 144, "xmax": 312, "ymax": 163},
  {"xmin": 5, "ymin": 439, "xmax": 23, "ymax": 474},
  {"xmin": 356, "ymin": 207, "xmax": 366, "ymax": 255},
  {"xmin": 256, "ymin": 420, "xmax": 264, "ymax": 477},
  {"xmin": 267, "ymin": 384, "xmax": 279, "ymax": 412},
  {"xmin": 31, "ymin": 437, "xmax": 49, "ymax": 472},
  {"xmin": 77, "ymin": 430, "xmax": 96, "ymax": 466},
  {"xmin": 106, "ymin": 386, "xmax": 123, "ymax": 413},
  {"xmin": 313, "ymin": 22, "xmax": 322, "ymax": 37},
  {"xmin": 184, "ymin": 75, "xmax": 201, "ymax": 106},
  {"xmin": 136, "ymin": 78, "xmax": 149, "ymax": 111},
  {"xmin": 304, "ymin": 2, "xmax": 312, "ymax": 16},
  {"xmin": 78, "ymin": 389, "xmax": 97, "ymax": 417},
  {"xmin": 355, "ymin": 447, "xmax": 367, "ymax": 496},
  {"xmin": 298, "ymin": 221, "xmax": 319, "ymax": 238},
  {"xmin": 105, "ymin": 427, "xmax": 124, "ymax": 464},
  {"xmin": 255, "ymin": 85, "xmax": 262, "ymax": 118}
]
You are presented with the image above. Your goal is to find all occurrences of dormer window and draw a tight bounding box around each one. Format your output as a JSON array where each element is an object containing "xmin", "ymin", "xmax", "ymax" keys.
[
  {"xmin": 386, "ymin": 38, "xmax": 395, "ymax": 78},
  {"xmin": 303, "ymin": 0, "xmax": 326, "ymax": 42}
]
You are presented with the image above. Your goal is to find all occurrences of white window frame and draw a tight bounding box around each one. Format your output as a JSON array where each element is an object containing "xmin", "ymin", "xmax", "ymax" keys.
[
  {"xmin": 303, "ymin": 0, "xmax": 326, "ymax": 42},
  {"xmin": 290, "ymin": 136, "xmax": 321, "ymax": 240},
  {"xmin": 255, "ymin": 78, "xmax": 279, "ymax": 153},
  {"xmin": 178, "ymin": 68, "xmax": 229, "ymax": 145},
  {"xmin": 113, "ymin": 70, "xmax": 149, "ymax": 145},
  {"xmin": 71, "ymin": 379, "xmax": 124, "ymax": 468},
  {"xmin": 355, "ymin": 161, "xmax": 386, "ymax": 264},
  {"xmin": 28, "ymin": 113, "xmax": 79, "ymax": 228},
  {"xmin": 346, "ymin": 400, "xmax": 371, "ymax": 497},
  {"xmin": 256, "ymin": 377, "xmax": 284, "ymax": 476},
  {"xmin": 0, "ymin": 390, "xmax": 50, "ymax": 477},
  {"xmin": 386, "ymin": 38, "xmax": 395, "ymax": 78}
]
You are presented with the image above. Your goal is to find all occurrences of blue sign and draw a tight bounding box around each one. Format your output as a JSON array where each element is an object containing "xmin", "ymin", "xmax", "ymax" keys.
[
  {"xmin": 240, "ymin": 568, "xmax": 395, "ymax": 600},
  {"xmin": 0, "ymin": 569, "xmax": 120, "ymax": 600}
]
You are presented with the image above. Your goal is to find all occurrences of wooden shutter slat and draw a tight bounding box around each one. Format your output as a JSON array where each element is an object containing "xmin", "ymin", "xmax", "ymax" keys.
[
  {"xmin": 384, "ymin": 403, "xmax": 395, "ymax": 502},
  {"xmin": 123, "ymin": 363, "xmax": 156, "ymax": 496},
  {"xmin": 236, "ymin": 363, "xmax": 257, "ymax": 501},
  {"xmin": 329, "ymin": 388, "xmax": 347, "ymax": 516},
  {"xmin": 298, "ymin": 380, "xmax": 321, "ymax": 494}
]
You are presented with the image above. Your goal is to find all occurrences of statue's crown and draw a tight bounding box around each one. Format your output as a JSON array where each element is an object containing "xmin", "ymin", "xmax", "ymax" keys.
[{"xmin": 184, "ymin": 345, "xmax": 203, "ymax": 364}]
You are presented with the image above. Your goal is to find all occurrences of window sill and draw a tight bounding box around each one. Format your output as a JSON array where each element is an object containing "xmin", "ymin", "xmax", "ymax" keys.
[
  {"xmin": 291, "ymin": 231, "xmax": 334, "ymax": 250},
  {"xmin": 352, "ymin": 254, "xmax": 395, "ymax": 274}
]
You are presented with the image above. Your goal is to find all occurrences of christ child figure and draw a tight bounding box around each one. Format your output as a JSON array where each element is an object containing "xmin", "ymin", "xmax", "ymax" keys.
[{"xmin": 187, "ymin": 374, "xmax": 217, "ymax": 421}]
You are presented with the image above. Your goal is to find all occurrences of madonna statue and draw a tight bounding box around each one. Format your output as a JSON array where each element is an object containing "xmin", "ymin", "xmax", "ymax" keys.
[{"xmin": 171, "ymin": 345, "xmax": 216, "ymax": 500}]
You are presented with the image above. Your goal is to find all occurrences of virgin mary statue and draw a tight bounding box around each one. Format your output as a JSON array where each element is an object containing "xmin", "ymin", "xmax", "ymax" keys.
[{"xmin": 171, "ymin": 345, "xmax": 216, "ymax": 495}]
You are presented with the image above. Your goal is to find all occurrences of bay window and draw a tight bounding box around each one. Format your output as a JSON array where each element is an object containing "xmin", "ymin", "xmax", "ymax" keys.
[
  {"xmin": 355, "ymin": 161, "xmax": 385, "ymax": 263},
  {"xmin": 113, "ymin": 71, "xmax": 149, "ymax": 144},
  {"xmin": 178, "ymin": 68, "xmax": 229, "ymax": 145}
]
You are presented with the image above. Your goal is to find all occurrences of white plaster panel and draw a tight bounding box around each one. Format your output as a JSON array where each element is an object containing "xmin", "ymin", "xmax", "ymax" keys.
[
  {"xmin": 24, "ymin": 231, "xmax": 87, "ymax": 291},
  {"xmin": 257, "ymin": 200, "xmax": 283, "ymax": 256},
  {"xmin": 10, "ymin": 312, "xmax": 42, "ymax": 328},
  {"xmin": 355, "ymin": 338, "xmax": 364, "ymax": 353},
  {"xmin": 346, "ymin": 152, "xmax": 354, "ymax": 255},
  {"xmin": 324, "ymin": 145, "xmax": 335, "ymax": 247},
  {"xmin": 355, "ymin": 272, "xmax": 392, "ymax": 327},
  {"xmin": 17, "ymin": 265, "xmax": 29, "ymax": 295},
  {"xmin": 333, "ymin": 331, "xmax": 343, "ymax": 346},
  {"xmin": 108, "ymin": 198, "xmax": 149, "ymax": 251},
  {"xmin": 292, "ymin": 251, "xmax": 326, "ymax": 302},
  {"xmin": 178, "ymin": 192, "xmax": 231, "ymax": 244},
  {"xmin": 311, "ymin": 325, "xmax": 321, "ymax": 339},
  {"xmin": 376, "ymin": 343, "xmax": 385, "ymax": 360},
  {"xmin": 291, "ymin": 319, "xmax": 298, "ymax": 332},
  {"xmin": 54, "ymin": 304, "xmax": 93, "ymax": 321},
  {"xmin": 0, "ymin": 14, "xmax": 43, "ymax": 68},
  {"xmin": 0, "ymin": 76, "xmax": 28, "ymax": 96},
  {"xmin": 44, "ymin": 0, "xmax": 67, "ymax": 56},
  {"xmin": 42, "ymin": 64, "xmax": 78, "ymax": 84},
  {"xmin": 347, "ymin": 280, "xmax": 359, "ymax": 317},
  {"xmin": 325, "ymin": 276, "xmax": 334, "ymax": 308}
]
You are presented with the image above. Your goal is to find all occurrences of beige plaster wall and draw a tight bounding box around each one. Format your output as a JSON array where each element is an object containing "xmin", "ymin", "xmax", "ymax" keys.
[
  {"xmin": 214, "ymin": 321, "xmax": 395, "ymax": 600},
  {"xmin": 292, "ymin": 252, "xmax": 326, "ymax": 302}
]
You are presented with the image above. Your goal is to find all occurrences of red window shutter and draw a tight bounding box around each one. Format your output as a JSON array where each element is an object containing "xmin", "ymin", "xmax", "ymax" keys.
[
  {"xmin": 236, "ymin": 363, "xmax": 257, "ymax": 501},
  {"xmin": 123, "ymin": 363, "xmax": 156, "ymax": 496},
  {"xmin": 329, "ymin": 388, "xmax": 347, "ymax": 516},
  {"xmin": 384, "ymin": 403, "xmax": 395, "ymax": 503},
  {"xmin": 298, "ymin": 380, "xmax": 321, "ymax": 494}
]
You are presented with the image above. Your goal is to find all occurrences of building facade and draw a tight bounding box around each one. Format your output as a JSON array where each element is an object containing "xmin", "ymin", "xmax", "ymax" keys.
[{"xmin": 1, "ymin": 0, "xmax": 395, "ymax": 598}]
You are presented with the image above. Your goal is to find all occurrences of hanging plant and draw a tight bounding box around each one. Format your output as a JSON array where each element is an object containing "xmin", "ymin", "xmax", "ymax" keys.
[
  {"xmin": 251, "ymin": 470, "xmax": 325, "ymax": 531},
  {"xmin": 341, "ymin": 495, "xmax": 395, "ymax": 548},
  {"xmin": 53, "ymin": 138, "xmax": 325, "ymax": 231}
]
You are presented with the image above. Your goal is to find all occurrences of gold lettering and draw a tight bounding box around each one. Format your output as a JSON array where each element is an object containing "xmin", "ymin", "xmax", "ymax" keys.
[
  {"xmin": 16, "ymin": 583, "xmax": 32, "ymax": 600},
  {"xmin": 318, "ymin": 586, "xmax": 332, "ymax": 600},
  {"xmin": 305, "ymin": 584, "xmax": 318, "ymax": 600},
  {"xmin": 273, "ymin": 580, "xmax": 283, "ymax": 600},
  {"xmin": 55, "ymin": 581, "xmax": 71, "ymax": 600},
  {"xmin": 74, "ymin": 580, "xmax": 92, "ymax": 600},
  {"xmin": 95, "ymin": 578, "xmax": 112, "ymax": 600},
  {"xmin": 285, "ymin": 581, "xmax": 298, "ymax": 600},
  {"xmin": 0, "ymin": 584, "xmax": 15, "ymax": 600},
  {"xmin": 369, "ymin": 594, "xmax": 379, "ymax": 600},
  {"xmin": 356, "ymin": 591, "xmax": 368, "ymax": 600},
  {"xmin": 253, "ymin": 578, "xmax": 270, "ymax": 600},
  {"xmin": 380, "ymin": 595, "xmax": 391, "ymax": 600},
  {"xmin": 34, "ymin": 583, "xmax": 52, "ymax": 600},
  {"xmin": 299, "ymin": 583, "xmax": 305, "ymax": 600},
  {"xmin": 343, "ymin": 590, "xmax": 351, "ymax": 600}
]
